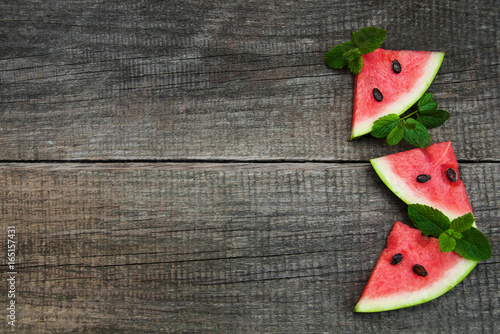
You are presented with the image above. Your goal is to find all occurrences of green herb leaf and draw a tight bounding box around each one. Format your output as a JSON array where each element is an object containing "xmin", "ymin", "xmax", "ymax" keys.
[
  {"xmin": 351, "ymin": 27, "xmax": 387, "ymax": 54},
  {"xmin": 450, "ymin": 212, "xmax": 475, "ymax": 233},
  {"xmin": 371, "ymin": 114, "xmax": 400, "ymax": 138},
  {"xmin": 369, "ymin": 92, "xmax": 451, "ymax": 147},
  {"xmin": 408, "ymin": 206, "xmax": 492, "ymax": 262},
  {"xmin": 446, "ymin": 228, "xmax": 463, "ymax": 239},
  {"xmin": 454, "ymin": 228, "xmax": 492, "ymax": 261},
  {"xmin": 348, "ymin": 55, "xmax": 363, "ymax": 75},
  {"xmin": 439, "ymin": 232, "xmax": 457, "ymax": 252},
  {"xmin": 324, "ymin": 41, "xmax": 355, "ymax": 69},
  {"xmin": 415, "ymin": 93, "xmax": 450, "ymax": 128},
  {"xmin": 386, "ymin": 123, "xmax": 405, "ymax": 145},
  {"xmin": 343, "ymin": 46, "xmax": 362, "ymax": 63},
  {"xmin": 403, "ymin": 118, "xmax": 431, "ymax": 148},
  {"xmin": 402, "ymin": 120, "xmax": 417, "ymax": 130},
  {"xmin": 417, "ymin": 93, "xmax": 438, "ymax": 111},
  {"xmin": 325, "ymin": 27, "xmax": 386, "ymax": 75},
  {"xmin": 408, "ymin": 204, "xmax": 450, "ymax": 237},
  {"xmin": 417, "ymin": 109, "xmax": 450, "ymax": 129}
]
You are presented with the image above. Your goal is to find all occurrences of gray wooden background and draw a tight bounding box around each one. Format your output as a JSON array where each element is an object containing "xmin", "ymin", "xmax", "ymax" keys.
[{"xmin": 1, "ymin": 0, "xmax": 498, "ymax": 333}]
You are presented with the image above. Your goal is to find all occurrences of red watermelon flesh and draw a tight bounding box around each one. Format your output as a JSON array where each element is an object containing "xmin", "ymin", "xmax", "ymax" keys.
[
  {"xmin": 354, "ymin": 221, "xmax": 477, "ymax": 312},
  {"xmin": 370, "ymin": 141, "xmax": 472, "ymax": 220},
  {"xmin": 351, "ymin": 48, "xmax": 444, "ymax": 139}
]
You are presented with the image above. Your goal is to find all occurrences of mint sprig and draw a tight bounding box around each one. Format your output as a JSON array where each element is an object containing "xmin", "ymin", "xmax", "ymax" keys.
[
  {"xmin": 408, "ymin": 204, "xmax": 492, "ymax": 261},
  {"xmin": 371, "ymin": 93, "xmax": 450, "ymax": 148},
  {"xmin": 325, "ymin": 27, "xmax": 386, "ymax": 75}
]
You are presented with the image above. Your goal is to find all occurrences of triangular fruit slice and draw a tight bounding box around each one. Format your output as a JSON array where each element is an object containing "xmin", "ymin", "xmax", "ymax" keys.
[
  {"xmin": 351, "ymin": 48, "xmax": 444, "ymax": 140},
  {"xmin": 355, "ymin": 221, "xmax": 477, "ymax": 312},
  {"xmin": 370, "ymin": 141, "xmax": 472, "ymax": 220}
]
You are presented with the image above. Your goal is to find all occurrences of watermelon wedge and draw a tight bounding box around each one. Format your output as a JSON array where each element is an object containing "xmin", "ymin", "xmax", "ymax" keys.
[
  {"xmin": 355, "ymin": 221, "xmax": 477, "ymax": 312},
  {"xmin": 370, "ymin": 141, "xmax": 472, "ymax": 220},
  {"xmin": 351, "ymin": 48, "xmax": 444, "ymax": 140}
]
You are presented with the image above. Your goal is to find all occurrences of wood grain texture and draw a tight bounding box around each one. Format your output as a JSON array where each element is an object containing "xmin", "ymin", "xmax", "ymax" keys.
[
  {"xmin": 0, "ymin": 163, "xmax": 498, "ymax": 333},
  {"xmin": 1, "ymin": 0, "xmax": 499, "ymax": 332},
  {"xmin": 0, "ymin": 0, "xmax": 498, "ymax": 161}
]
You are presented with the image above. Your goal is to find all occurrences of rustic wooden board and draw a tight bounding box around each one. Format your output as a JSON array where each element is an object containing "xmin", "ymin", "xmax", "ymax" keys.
[
  {"xmin": 0, "ymin": 0, "xmax": 498, "ymax": 161},
  {"xmin": 1, "ymin": 0, "xmax": 499, "ymax": 333},
  {"xmin": 0, "ymin": 163, "xmax": 498, "ymax": 333}
]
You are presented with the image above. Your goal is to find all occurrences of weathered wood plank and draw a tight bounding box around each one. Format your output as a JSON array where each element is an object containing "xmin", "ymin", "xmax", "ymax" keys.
[
  {"xmin": 0, "ymin": 0, "xmax": 498, "ymax": 161},
  {"xmin": 1, "ymin": 0, "xmax": 499, "ymax": 333},
  {"xmin": 0, "ymin": 163, "xmax": 498, "ymax": 332}
]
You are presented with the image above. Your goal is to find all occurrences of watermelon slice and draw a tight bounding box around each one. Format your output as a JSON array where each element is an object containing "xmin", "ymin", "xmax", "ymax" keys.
[
  {"xmin": 355, "ymin": 221, "xmax": 477, "ymax": 312},
  {"xmin": 370, "ymin": 141, "xmax": 472, "ymax": 220},
  {"xmin": 351, "ymin": 48, "xmax": 444, "ymax": 140}
]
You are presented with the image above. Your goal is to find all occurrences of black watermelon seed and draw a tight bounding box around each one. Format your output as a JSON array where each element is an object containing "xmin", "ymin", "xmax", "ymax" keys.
[
  {"xmin": 392, "ymin": 59, "xmax": 402, "ymax": 73},
  {"xmin": 413, "ymin": 264, "xmax": 428, "ymax": 277},
  {"xmin": 446, "ymin": 168, "xmax": 458, "ymax": 182},
  {"xmin": 416, "ymin": 174, "xmax": 431, "ymax": 183},
  {"xmin": 373, "ymin": 88, "xmax": 383, "ymax": 102},
  {"xmin": 391, "ymin": 253, "xmax": 403, "ymax": 265}
]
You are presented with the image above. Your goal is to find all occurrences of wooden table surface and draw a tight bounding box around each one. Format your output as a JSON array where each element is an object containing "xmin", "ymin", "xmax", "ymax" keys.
[{"xmin": 1, "ymin": 1, "xmax": 499, "ymax": 333}]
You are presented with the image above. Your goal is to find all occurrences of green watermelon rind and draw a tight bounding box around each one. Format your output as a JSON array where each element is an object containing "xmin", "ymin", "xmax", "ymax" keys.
[
  {"xmin": 351, "ymin": 51, "xmax": 445, "ymax": 140},
  {"xmin": 354, "ymin": 257, "xmax": 477, "ymax": 312}
]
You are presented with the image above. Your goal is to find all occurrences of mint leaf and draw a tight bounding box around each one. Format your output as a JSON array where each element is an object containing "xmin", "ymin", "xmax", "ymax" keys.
[
  {"xmin": 351, "ymin": 27, "xmax": 386, "ymax": 54},
  {"xmin": 415, "ymin": 93, "xmax": 450, "ymax": 128},
  {"xmin": 403, "ymin": 118, "xmax": 431, "ymax": 148},
  {"xmin": 417, "ymin": 109, "xmax": 450, "ymax": 129},
  {"xmin": 402, "ymin": 120, "xmax": 416, "ymax": 130},
  {"xmin": 343, "ymin": 46, "xmax": 362, "ymax": 63},
  {"xmin": 417, "ymin": 93, "xmax": 438, "ymax": 111},
  {"xmin": 454, "ymin": 228, "xmax": 492, "ymax": 261},
  {"xmin": 324, "ymin": 40, "xmax": 363, "ymax": 74},
  {"xmin": 386, "ymin": 123, "xmax": 405, "ymax": 145},
  {"xmin": 325, "ymin": 27, "xmax": 386, "ymax": 75},
  {"xmin": 370, "ymin": 93, "xmax": 449, "ymax": 148},
  {"xmin": 408, "ymin": 204, "xmax": 450, "ymax": 237},
  {"xmin": 348, "ymin": 55, "xmax": 363, "ymax": 75},
  {"xmin": 324, "ymin": 41, "xmax": 355, "ymax": 69},
  {"xmin": 439, "ymin": 232, "xmax": 456, "ymax": 252},
  {"xmin": 446, "ymin": 228, "xmax": 463, "ymax": 239},
  {"xmin": 450, "ymin": 213, "xmax": 475, "ymax": 233},
  {"xmin": 371, "ymin": 114, "xmax": 400, "ymax": 138},
  {"xmin": 408, "ymin": 205, "xmax": 491, "ymax": 262}
]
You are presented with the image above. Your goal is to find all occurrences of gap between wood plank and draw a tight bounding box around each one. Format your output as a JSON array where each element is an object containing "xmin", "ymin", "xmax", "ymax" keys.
[{"xmin": 0, "ymin": 159, "xmax": 498, "ymax": 164}]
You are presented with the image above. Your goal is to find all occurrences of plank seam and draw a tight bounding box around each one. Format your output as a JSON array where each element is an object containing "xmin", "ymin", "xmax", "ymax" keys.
[{"xmin": 0, "ymin": 159, "xmax": 498, "ymax": 164}]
